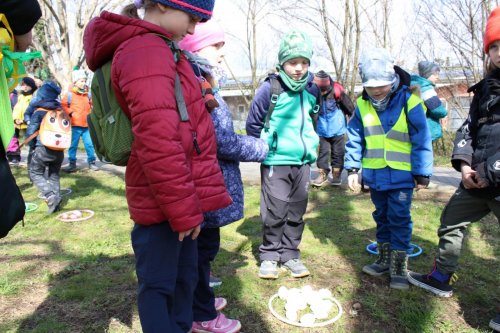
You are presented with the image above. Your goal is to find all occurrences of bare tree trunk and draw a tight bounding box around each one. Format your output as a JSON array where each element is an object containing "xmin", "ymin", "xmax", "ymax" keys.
[{"xmin": 33, "ymin": 0, "xmax": 120, "ymax": 88}]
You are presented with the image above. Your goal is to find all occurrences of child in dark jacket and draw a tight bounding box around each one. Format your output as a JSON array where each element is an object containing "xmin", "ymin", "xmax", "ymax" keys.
[
  {"xmin": 311, "ymin": 70, "xmax": 354, "ymax": 186},
  {"xmin": 408, "ymin": 8, "xmax": 500, "ymax": 331},
  {"xmin": 25, "ymin": 81, "xmax": 65, "ymax": 213},
  {"xmin": 83, "ymin": 1, "xmax": 231, "ymax": 332},
  {"xmin": 181, "ymin": 20, "xmax": 268, "ymax": 333},
  {"xmin": 345, "ymin": 48, "xmax": 433, "ymax": 289},
  {"xmin": 246, "ymin": 30, "xmax": 320, "ymax": 280}
]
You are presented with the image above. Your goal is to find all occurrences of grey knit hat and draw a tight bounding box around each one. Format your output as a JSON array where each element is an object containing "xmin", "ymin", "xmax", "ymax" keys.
[
  {"xmin": 358, "ymin": 48, "xmax": 396, "ymax": 87},
  {"xmin": 418, "ymin": 61, "xmax": 440, "ymax": 79}
]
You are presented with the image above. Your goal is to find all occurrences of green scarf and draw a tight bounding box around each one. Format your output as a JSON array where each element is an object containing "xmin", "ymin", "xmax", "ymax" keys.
[{"xmin": 278, "ymin": 66, "xmax": 309, "ymax": 92}]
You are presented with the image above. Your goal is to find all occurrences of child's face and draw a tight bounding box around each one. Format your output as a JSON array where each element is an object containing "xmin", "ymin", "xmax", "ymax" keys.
[
  {"xmin": 74, "ymin": 78, "xmax": 86, "ymax": 90},
  {"xmin": 427, "ymin": 73, "xmax": 439, "ymax": 84},
  {"xmin": 156, "ymin": 5, "xmax": 202, "ymax": 41},
  {"xmin": 195, "ymin": 42, "xmax": 225, "ymax": 66},
  {"xmin": 489, "ymin": 40, "xmax": 500, "ymax": 68},
  {"xmin": 20, "ymin": 82, "xmax": 32, "ymax": 93},
  {"xmin": 283, "ymin": 57, "xmax": 309, "ymax": 81},
  {"xmin": 365, "ymin": 84, "xmax": 392, "ymax": 101}
]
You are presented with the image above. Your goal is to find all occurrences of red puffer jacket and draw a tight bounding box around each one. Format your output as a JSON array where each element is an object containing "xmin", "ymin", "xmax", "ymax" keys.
[{"xmin": 83, "ymin": 11, "xmax": 231, "ymax": 231}]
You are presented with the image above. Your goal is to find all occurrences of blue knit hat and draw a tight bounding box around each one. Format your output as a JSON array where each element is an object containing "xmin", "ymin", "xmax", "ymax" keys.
[
  {"xmin": 152, "ymin": 0, "xmax": 214, "ymax": 22},
  {"xmin": 36, "ymin": 81, "xmax": 61, "ymax": 102}
]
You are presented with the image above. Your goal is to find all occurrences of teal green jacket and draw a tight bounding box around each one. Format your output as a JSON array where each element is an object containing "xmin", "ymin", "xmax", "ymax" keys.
[{"xmin": 246, "ymin": 73, "xmax": 320, "ymax": 165}]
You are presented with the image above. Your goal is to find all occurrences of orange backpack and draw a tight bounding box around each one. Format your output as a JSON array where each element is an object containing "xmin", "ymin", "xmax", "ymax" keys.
[{"xmin": 37, "ymin": 108, "xmax": 72, "ymax": 151}]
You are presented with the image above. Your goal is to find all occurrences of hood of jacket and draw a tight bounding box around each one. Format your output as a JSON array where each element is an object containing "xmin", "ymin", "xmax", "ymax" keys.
[{"xmin": 84, "ymin": 11, "xmax": 175, "ymax": 71}]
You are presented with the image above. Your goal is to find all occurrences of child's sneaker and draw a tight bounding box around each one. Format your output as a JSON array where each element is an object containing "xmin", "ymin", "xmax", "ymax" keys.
[
  {"xmin": 258, "ymin": 260, "xmax": 279, "ymax": 279},
  {"xmin": 214, "ymin": 297, "xmax": 227, "ymax": 312},
  {"xmin": 490, "ymin": 312, "xmax": 500, "ymax": 332},
  {"xmin": 282, "ymin": 259, "xmax": 310, "ymax": 278},
  {"xmin": 46, "ymin": 194, "xmax": 62, "ymax": 214},
  {"xmin": 209, "ymin": 272, "xmax": 222, "ymax": 288},
  {"xmin": 407, "ymin": 264, "xmax": 457, "ymax": 297},
  {"xmin": 192, "ymin": 312, "xmax": 241, "ymax": 333}
]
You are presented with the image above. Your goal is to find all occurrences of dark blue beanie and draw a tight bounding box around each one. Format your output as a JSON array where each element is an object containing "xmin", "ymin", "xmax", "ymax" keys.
[
  {"xmin": 152, "ymin": 0, "xmax": 214, "ymax": 22},
  {"xmin": 36, "ymin": 81, "xmax": 61, "ymax": 102},
  {"xmin": 21, "ymin": 77, "xmax": 37, "ymax": 92}
]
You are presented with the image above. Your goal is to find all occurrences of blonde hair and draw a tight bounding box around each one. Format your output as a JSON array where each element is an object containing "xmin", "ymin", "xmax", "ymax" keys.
[
  {"xmin": 484, "ymin": 54, "xmax": 499, "ymax": 76},
  {"xmin": 121, "ymin": 0, "xmax": 157, "ymax": 18}
]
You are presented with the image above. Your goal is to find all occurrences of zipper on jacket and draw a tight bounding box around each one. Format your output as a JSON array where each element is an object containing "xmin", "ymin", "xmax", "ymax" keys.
[
  {"xmin": 192, "ymin": 131, "xmax": 201, "ymax": 155},
  {"xmin": 299, "ymin": 92, "xmax": 307, "ymax": 162}
]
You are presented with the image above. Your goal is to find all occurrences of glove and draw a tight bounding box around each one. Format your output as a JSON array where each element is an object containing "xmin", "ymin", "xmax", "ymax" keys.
[
  {"xmin": 414, "ymin": 175, "xmax": 430, "ymax": 189},
  {"xmin": 347, "ymin": 171, "xmax": 360, "ymax": 191}
]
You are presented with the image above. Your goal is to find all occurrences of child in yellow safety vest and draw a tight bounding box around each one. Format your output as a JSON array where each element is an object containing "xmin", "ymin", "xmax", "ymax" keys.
[{"xmin": 344, "ymin": 48, "xmax": 433, "ymax": 289}]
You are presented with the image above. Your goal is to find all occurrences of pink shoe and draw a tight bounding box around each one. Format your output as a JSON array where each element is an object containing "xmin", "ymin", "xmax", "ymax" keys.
[
  {"xmin": 214, "ymin": 297, "xmax": 227, "ymax": 312},
  {"xmin": 192, "ymin": 312, "xmax": 241, "ymax": 333}
]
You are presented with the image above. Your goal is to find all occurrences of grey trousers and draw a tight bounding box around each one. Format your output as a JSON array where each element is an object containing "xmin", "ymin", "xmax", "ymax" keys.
[
  {"xmin": 259, "ymin": 164, "xmax": 310, "ymax": 263},
  {"xmin": 436, "ymin": 187, "xmax": 500, "ymax": 274},
  {"xmin": 30, "ymin": 146, "xmax": 64, "ymax": 199}
]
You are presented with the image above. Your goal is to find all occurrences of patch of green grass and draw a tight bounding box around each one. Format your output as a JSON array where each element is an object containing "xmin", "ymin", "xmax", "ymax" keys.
[{"xmin": 1, "ymin": 166, "xmax": 498, "ymax": 332}]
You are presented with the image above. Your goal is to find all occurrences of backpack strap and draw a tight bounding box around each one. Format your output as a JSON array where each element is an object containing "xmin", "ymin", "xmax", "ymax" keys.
[
  {"xmin": 264, "ymin": 75, "xmax": 282, "ymax": 130},
  {"xmin": 67, "ymin": 91, "xmax": 72, "ymax": 109},
  {"xmin": 152, "ymin": 34, "xmax": 189, "ymax": 122}
]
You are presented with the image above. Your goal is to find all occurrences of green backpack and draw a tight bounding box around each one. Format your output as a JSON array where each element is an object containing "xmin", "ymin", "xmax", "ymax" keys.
[{"xmin": 87, "ymin": 36, "xmax": 189, "ymax": 166}]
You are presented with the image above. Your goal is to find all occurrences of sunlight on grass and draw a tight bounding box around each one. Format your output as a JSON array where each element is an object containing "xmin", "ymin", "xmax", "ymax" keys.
[{"xmin": 1, "ymin": 166, "xmax": 498, "ymax": 333}]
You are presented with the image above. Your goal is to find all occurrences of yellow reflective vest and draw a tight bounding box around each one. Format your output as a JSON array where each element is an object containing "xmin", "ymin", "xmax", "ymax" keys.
[{"xmin": 357, "ymin": 94, "xmax": 421, "ymax": 171}]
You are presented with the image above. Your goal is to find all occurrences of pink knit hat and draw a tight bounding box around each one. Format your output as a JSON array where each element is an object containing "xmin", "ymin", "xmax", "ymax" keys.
[{"xmin": 179, "ymin": 20, "xmax": 225, "ymax": 53}]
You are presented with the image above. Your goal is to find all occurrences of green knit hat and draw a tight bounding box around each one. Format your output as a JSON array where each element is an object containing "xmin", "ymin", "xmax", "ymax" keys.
[{"xmin": 278, "ymin": 31, "xmax": 313, "ymax": 65}]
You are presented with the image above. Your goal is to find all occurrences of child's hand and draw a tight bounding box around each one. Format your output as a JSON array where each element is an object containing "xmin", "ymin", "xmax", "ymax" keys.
[
  {"xmin": 461, "ymin": 164, "xmax": 482, "ymax": 189},
  {"xmin": 178, "ymin": 225, "xmax": 201, "ymax": 241},
  {"xmin": 347, "ymin": 173, "xmax": 360, "ymax": 192},
  {"xmin": 14, "ymin": 119, "xmax": 23, "ymax": 125}
]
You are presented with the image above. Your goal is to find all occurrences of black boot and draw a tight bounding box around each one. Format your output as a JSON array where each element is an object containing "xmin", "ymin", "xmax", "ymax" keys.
[
  {"xmin": 63, "ymin": 161, "xmax": 77, "ymax": 173},
  {"xmin": 363, "ymin": 242, "xmax": 390, "ymax": 276},
  {"xmin": 390, "ymin": 250, "xmax": 409, "ymax": 289}
]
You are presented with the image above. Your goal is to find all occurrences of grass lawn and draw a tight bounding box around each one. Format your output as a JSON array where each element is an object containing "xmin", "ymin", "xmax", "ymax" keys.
[{"xmin": 1, "ymin": 166, "xmax": 498, "ymax": 333}]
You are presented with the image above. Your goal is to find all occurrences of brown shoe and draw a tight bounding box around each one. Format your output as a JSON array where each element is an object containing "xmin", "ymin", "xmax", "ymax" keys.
[
  {"xmin": 312, "ymin": 169, "xmax": 328, "ymax": 187},
  {"xmin": 330, "ymin": 168, "xmax": 342, "ymax": 185}
]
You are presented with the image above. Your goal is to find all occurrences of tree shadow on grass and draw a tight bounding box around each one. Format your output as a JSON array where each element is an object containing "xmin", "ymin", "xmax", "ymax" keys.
[{"xmin": 0, "ymin": 239, "xmax": 137, "ymax": 333}]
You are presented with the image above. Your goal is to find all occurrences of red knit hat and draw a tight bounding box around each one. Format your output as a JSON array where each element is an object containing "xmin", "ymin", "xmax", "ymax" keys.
[{"xmin": 484, "ymin": 6, "xmax": 500, "ymax": 53}]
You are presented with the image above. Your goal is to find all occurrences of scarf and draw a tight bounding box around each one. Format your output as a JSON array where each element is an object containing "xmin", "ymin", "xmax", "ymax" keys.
[
  {"xmin": 277, "ymin": 65, "xmax": 309, "ymax": 92},
  {"xmin": 368, "ymin": 74, "xmax": 400, "ymax": 112}
]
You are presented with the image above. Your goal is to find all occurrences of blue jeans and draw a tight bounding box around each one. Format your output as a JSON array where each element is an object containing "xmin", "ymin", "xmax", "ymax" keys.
[
  {"xmin": 132, "ymin": 222, "xmax": 198, "ymax": 333},
  {"xmin": 68, "ymin": 126, "xmax": 96, "ymax": 163},
  {"xmin": 370, "ymin": 188, "xmax": 413, "ymax": 251}
]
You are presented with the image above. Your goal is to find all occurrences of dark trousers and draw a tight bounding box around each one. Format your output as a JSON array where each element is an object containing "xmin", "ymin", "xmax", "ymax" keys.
[
  {"xmin": 436, "ymin": 188, "xmax": 500, "ymax": 274},
  {"xmin": 30, "ymin": 146, "xmax": 63, "ymax": 198},
  {"xmin": 259, "ymin": 165, "xmax": 309, "ymax": 263},
  {"xmin": 370, "ymin": 188, "xmax": 413, "ymax": 251},
  {"xmin": 193, "ymin": 227, "xmax": 220, "ymax": 322},
  {"xmin": 132, "ymin": 222, "xmax": 198, "ymax": 333},
  {"xmin": 316, "ymin": 135, "xmax": 345, "ymax": 172}
]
